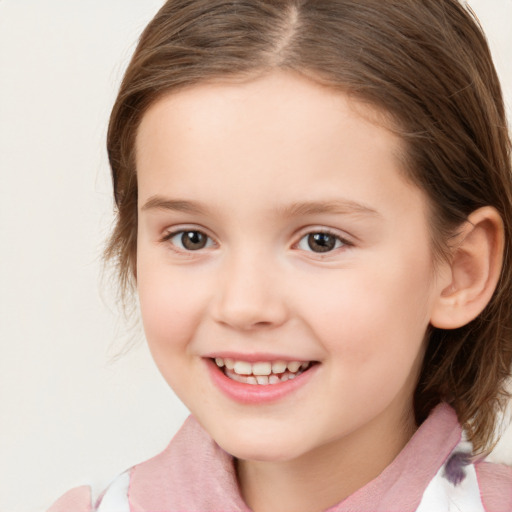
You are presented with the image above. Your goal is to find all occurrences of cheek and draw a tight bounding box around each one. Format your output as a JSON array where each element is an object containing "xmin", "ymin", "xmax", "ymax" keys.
[
  {"xmin": 136, "ymin": 264, "xmax": 213, "ymax": 403},
  {"xmin": 137, "ymin": 260, "xmax": 207, "ymax": 355},
  {"xmin": 295, "ymin": 252, "xmax": 434, "ymax": 373}
]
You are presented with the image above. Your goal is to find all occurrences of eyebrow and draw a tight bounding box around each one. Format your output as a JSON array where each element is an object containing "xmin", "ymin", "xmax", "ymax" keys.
[
  {"xmin": 276, "ymin": 199, "xmax": 381, "ymax": 219},
  {"xmin": 141, "ymin": 195, "xmax": 380, "ymax": 218},
  {"xmin": 141, "ymin": 196, "xmax": 209, "ymax": 215}
]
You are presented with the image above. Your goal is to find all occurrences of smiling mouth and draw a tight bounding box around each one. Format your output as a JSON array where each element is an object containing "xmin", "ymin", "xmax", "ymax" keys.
[{"xmin": 212, "ymin": 357, "xmax": 315, "ymax": 385}]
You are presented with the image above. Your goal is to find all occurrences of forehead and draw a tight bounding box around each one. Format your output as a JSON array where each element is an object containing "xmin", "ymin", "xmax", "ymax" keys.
[
  {"xmin": 135, "ymin": 70, "xmax": 426, "ymax": 224},
  {"xmin": 136, "ymin": 71, "xmax": 402, "ymax": 160}
]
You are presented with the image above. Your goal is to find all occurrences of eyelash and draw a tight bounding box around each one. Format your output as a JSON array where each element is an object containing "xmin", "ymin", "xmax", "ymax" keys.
[
  {"xmin": 161, "ymin": 229, "xmax": 216, "ymax": 252},
  {"xmin": 295, "ymin": 230, "xmax": 351, "ymax": 254},
  {"xmin": 160, "ymin": 228, "xmax": 352, "ymax": 254}
]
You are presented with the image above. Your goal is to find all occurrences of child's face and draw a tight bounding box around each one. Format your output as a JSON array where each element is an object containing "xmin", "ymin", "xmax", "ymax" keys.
[{"xmin": 136, "ymin": 71, "xmax": 444, "ymax": 464}]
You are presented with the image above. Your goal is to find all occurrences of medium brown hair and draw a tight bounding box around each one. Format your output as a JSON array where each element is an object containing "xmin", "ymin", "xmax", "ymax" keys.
[{"xmin": 106, "ymin": 0, "xmax": 512, "ymax": 454}]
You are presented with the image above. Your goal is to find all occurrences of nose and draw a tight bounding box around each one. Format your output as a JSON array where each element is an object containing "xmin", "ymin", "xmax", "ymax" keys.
[{"xmin": 211, "ymin": 250, "xmax": 289, "ymax": 331}]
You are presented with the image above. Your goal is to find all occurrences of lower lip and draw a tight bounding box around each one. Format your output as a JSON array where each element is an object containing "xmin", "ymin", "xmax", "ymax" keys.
[{"xmin": 205, "ymin": 358, "xmax": 318, "ymax": 404}]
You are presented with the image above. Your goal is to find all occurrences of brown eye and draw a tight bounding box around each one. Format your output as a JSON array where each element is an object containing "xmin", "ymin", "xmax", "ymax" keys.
[
  {"xmin": 168, "ymin": 230, "xmax": 213, "ymax": 251},
  {"xmin": 298, "ymin": 232, "xmax": 344, "ymax": 253},
  {"xmin": 182, "ymin": 231, "xmax": 207, "ymax": 250}
]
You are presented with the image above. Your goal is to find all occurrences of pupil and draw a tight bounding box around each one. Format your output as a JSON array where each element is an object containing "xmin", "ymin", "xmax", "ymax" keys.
[
  {"xmin": 308, "ymin": 233, "xmax": 335, "ymax": 253},
  {"xmin": 182, "ymin": 231, "xmax": 206, "ymax": 250}
]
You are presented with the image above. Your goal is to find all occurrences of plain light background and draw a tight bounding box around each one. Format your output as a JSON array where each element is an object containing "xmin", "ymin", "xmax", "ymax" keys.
[{"xmin": 0, "ymin": 1, "xmax": 511, "ymax": 511}]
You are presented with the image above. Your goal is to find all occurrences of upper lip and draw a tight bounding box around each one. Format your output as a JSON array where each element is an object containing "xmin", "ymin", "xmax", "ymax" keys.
[{"xmin": 203, "ymin": 352, "xmax": 315, "ymax": 363}]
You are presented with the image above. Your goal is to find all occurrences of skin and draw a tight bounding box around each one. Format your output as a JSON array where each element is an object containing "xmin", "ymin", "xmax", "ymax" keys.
[{"xmin": 135, "ymin": 70, "xmax": 451, "ymax": 512}]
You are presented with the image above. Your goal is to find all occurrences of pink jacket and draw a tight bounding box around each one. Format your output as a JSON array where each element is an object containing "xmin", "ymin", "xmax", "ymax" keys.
[{"xmin": 48, "ymin": 403, "xmax": 512, "ymax": 511}]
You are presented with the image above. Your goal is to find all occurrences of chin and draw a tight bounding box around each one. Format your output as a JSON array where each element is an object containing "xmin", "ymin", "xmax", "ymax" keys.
[{"xmin": 213, "ymin": 429, "xmax": 307, "ymax": 463}]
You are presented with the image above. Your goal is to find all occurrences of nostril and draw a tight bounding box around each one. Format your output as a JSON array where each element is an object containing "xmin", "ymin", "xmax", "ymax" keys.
[{"xmin": 252, "ymin": 320, "xmax": 274, "ymax": 328}]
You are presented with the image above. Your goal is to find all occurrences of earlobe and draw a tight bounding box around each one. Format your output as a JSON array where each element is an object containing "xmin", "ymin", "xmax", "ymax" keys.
[{"xmin": 430, "ymin": 207, "xmax": 504, "ymax": 330}]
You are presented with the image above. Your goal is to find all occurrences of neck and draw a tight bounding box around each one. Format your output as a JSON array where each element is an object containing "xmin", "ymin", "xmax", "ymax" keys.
[{"xmin": 236, "ymin": 402, "xmax": 417, "ymax": 512}]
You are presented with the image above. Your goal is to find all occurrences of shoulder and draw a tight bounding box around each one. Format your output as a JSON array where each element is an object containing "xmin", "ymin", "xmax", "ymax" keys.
[
  {"xmin": 475, "ymin": 460, "xmax": 512, "ymax": 512},
  {"xmin": 46, "ymin": 485, "xmax": 93, "ymax": 512},
  {"xmin": 413, "ymin": 415, "xmax": 512, "ymax": 512},
  {"xmin": 45, "ymin": 418, "xmax": 202, "ymax": 512},
  {"xmin": 46, "ymin": 416, "xmax": 245, "ymax": 512},
  {"xmin": 47, "ymin": 470, "xmax": 131, "ymax": 512}
]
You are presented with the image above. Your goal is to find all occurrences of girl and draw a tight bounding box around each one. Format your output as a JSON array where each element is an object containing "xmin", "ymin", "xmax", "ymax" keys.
[{"xmin": 49, "ymin": 0, "xmax": 512, "ymax": 510}]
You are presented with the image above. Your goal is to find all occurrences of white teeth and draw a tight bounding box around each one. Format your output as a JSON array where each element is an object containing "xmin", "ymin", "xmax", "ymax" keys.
[
  {"xmin": 223, "ymin": 363, "xmax": 313, "ymax": 385},
  {"xmin": 252, "ymin": 362, "xmax": 272, "ymax": 376},
  {"xmin": 234, "ymin": 361, "xmax": 252, "ymax": 375},
  {"xmin": 230, "ymin": 372, "xmax": 244, "ymax": 383},
  {"xmin": 268, "ymin": 375, "xmax": 280, "ymax": 385},
  {"xmin": 287, "ymin": 361, "xmax": 301, "ymax": 373},
  {"xmin": 215, "ymin": 357, "xmax": 313, "ymax": 382},
  {"xmin": 271, "ymin": 361, "xmax": 287, "ymax": 374}
]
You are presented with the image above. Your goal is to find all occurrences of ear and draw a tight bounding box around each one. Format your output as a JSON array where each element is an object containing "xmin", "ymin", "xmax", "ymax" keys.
[{"xmin": 430, "ymin": 206, "xmax": 504, "ymax": 329}]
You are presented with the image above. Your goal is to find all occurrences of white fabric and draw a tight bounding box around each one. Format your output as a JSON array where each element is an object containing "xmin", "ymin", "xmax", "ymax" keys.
[
  {"xmin": 416, "ymin": 439, "xmax": 485, "ymax": 512},
  {"xmin": 96, "ymin": 470, "xmax": 131, "ymax": 512}
]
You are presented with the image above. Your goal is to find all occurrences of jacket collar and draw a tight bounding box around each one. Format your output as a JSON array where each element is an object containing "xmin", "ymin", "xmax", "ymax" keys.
[{"xmin": 129, "ymin": 403, "xmax": 461, "ymax": 512}]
